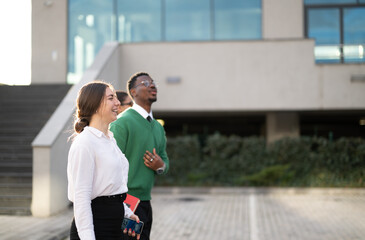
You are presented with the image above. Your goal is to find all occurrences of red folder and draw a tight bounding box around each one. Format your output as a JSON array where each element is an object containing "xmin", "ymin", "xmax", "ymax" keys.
[{"xmin": 124, "ymin": 194, "xmax": 140, "ymax": 213}]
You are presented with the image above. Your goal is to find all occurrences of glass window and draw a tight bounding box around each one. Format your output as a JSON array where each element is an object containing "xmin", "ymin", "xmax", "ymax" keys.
[
  {"xmin": 117, "ymin": 0, "xmax": 161, "ymax": 42},
  {"xmin": 343, "ymin": 7, "xmax": 365, "ymax": 62},
  {"xmin": 308, "ymin": 8, "xmax": 341, "ymax": 63},
  {"xmin": 165, "ymin": 0, "xmax": 210, "ymax": 41},
  {"xmin": 304, "ymin": 0, "xmax": 357, "ymax": 5},
  {"xmin": 308, "ymin": 9, "xmax": 340, "ymax": 45},
  {"xmin": 214, "ymin": 0, "xmax": 261, "ymax": 40},
  {"xmin": 68, "ymin": 0, "xmax": 114, "ymax": 84},
  {"xmin": 68, "ymin": 0, "xmax": 263, "ymax": 83}
]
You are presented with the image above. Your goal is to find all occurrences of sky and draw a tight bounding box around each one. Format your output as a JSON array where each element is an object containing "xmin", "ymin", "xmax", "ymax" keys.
[{"xmin": 0, "ymin": 1, "xmax": 31, "ymax": 85}]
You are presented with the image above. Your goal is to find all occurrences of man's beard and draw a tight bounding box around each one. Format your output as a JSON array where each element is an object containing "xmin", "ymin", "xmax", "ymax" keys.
[{"xmin": 148, "ymin": 97, "xmax": 157, "ymax": 103}]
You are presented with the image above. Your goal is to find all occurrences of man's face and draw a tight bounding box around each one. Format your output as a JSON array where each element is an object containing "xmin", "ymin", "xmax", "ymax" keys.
[{"xmin": 133, "ymin": 75, "xmax": 157, "ymax": 104}]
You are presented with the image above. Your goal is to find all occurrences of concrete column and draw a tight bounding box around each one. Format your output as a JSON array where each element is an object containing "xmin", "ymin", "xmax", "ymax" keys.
[
  {"xmin": 262, "ymin": 0, "xmax": 304, "ymax": 39},
  {"xmin": 266, "ymin": 112, "xmax": 300, "ymax": 143},
  {"xmin": 31, "ymin": 131, "xmax": 70, "ymax": 217},
  {"xmin": 32, "ymin": 0, "xmax": 68, "ymax": 84}
]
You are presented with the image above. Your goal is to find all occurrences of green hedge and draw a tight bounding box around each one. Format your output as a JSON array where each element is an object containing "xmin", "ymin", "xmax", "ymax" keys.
[{"xmin": 155, "ymin": 133, "xmax": 365, "ymax": 187}]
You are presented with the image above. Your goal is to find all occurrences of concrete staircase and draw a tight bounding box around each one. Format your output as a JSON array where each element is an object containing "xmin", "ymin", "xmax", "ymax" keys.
[{"xmin": 0, "ymin": 84, "xmax": 71, "ymax": 215}]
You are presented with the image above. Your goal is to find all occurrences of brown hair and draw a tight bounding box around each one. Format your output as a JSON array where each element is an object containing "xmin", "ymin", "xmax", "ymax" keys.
[
  {"xmin": 116, "ymin": 90, "xmax": 129, "ymax": 103},
  {"xmin": 73, "ymin": 80, "xmax": 113, "ymax": 133}
]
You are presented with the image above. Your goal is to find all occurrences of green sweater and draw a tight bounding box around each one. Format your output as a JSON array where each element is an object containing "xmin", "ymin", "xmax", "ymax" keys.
[{"xmin": 110, "ymin": 108, "xmax": 169, "ymax": 200}]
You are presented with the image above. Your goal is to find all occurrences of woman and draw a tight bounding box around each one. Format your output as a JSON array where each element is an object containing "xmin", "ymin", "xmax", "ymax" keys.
[
  {"xmin": 67, "ymin": 81, "xmax": 140, "ymax": 240},
  {"xmin": 116, "ymin": 90, "xmax": 133, "ymax": 115}
]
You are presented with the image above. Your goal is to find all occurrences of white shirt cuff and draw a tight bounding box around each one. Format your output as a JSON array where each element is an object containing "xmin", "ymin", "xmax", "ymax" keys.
[{"xmin": 124, "ymin": 202, "xmax": 133, "ymax": 218}]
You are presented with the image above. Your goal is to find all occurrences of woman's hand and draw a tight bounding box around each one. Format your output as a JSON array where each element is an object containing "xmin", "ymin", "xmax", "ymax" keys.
[
  {"xmin": 123, "ymin": 214, "xmax": 141, "ymax": 240},
  {"xmin": 129, "ymin": 214, "xmax": 140, "ymax": 223}
]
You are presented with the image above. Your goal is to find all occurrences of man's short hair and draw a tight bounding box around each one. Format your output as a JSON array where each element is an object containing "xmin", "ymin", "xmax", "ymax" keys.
[{"xmin": 127, "ymin": 72, "xmax": 150, "ymax": 98}]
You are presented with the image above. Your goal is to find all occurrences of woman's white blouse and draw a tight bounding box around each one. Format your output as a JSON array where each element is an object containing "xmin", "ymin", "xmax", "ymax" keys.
[{"xmin": 67, "ymin": 126, "xmax": 133, "ymax": 240}]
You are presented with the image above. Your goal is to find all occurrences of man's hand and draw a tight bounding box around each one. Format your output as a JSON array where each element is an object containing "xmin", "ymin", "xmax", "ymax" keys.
[{"xmin": 143, "ymin": 148, "xmax": 164, "ymax": 171}]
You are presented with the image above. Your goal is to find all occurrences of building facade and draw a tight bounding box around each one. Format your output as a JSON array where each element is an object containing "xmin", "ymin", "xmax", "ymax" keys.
[{"xmin": 32, "ymin": 0, "xmax": 365, "ymax": 141}]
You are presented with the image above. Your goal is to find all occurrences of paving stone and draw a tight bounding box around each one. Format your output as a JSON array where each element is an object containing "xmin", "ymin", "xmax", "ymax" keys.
[{"xmin": 0, "ymin": 188, "xmax": 364, "ymax": 240}]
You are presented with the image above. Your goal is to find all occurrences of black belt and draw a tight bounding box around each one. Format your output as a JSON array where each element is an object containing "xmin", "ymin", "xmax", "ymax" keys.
[{"xmin": 92, "ymin": 193, "xmax": 127, "ymax": 203}]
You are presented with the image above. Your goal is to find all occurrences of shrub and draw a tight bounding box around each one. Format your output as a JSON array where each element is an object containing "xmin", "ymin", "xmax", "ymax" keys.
[{"xmin": 155, "ymin": 134, "xmax": 365, "ymax": 187}]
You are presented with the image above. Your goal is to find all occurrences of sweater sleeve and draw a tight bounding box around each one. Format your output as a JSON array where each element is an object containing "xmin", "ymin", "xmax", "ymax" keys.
[{"xmin": 158, "ymin": 127, "xmax": 170, "ymax": 174}]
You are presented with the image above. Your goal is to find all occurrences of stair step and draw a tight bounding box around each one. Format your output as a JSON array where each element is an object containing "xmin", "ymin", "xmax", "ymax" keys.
[
  {"xmin": 0, "ymin": 195, "xmax": 32, "ymax": 208},
  {"xmin": 0, "ymin": 153, "xmax": 32, "ymax": 161},
  {"xmin": 0, "ymin": 143, "xmax": 32, "ymax": 153},
  {"xmin": 0, "ymin": 128, "xmax": 40, "ymax": 134},
  {"xmin": 0, "ymin": 84, "xmax": 70, "ymax": 96},
  {"xmin": 0, "ymin": 162, "xmax": 32, "ymax": 173},
  {"xmin": 0, "ymin": 112, "xmax": 54, "ymax": 121},
  {"xmin": 0, "ymin": 136, "xmax": 34, "ymax": 145},
  {"xmin": 0, "ymin": 173, "xmax": 32, "ymax": 184},
  {"xmin": 0, "ymin": 183, "xmax": 32, "ymax": 195},
  {"xmin": 0, "ymin": 207, "xmax": 31, "ymax": 215},
  {"xmin": 0, "ymin": 84, "xmax": 71, "ymax": 216}
]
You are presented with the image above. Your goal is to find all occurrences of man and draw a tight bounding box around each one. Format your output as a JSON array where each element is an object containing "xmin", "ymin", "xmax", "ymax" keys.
[
  {"xmin": 116, "ymin": 90, "xmax": 133, "ymax": 115},
  {"xmin": 110, "ymin": 72, "xmax": 169, "ymax": 240}
]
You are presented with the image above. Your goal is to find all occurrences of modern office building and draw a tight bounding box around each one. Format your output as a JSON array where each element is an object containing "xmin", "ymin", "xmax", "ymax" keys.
[
  {"xmin": 32, "ymin": 0, "xmax": 365, "ymax": 140},
  {"xmin": 29, "ymin": 0, "xmax": 365, "ymax": 216}
]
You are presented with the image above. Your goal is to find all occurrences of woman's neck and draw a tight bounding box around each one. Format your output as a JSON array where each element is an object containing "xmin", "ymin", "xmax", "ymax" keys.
[{"xmin": 89, "ymin": 117, "xmax": 109, "ymax": 137}]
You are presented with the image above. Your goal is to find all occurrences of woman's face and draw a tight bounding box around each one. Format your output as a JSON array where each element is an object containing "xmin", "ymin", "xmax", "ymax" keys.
[{"xmin": 97, "ymin": 87, "xmax": 120, "ymax": 124}]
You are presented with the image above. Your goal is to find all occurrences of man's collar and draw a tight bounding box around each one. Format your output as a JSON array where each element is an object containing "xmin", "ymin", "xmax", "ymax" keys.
[{"xmin": 132, "ymin": 103, "xmax": 154, "ymax": 120}]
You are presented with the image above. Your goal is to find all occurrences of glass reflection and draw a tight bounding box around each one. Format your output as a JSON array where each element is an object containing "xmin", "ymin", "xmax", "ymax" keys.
[
  {"xmin": 67, "ymin": 0, "xmax": 263, "ymax": 83},
  {"xmin": 343, "ymin": 7, "xmax": 365, "ymax": 62},
  {"xmin": 308, "ymin": 8, "xmax": 340, "ymax": 45},
  {"xmin": 305, "ymin": 0, "xmax": 357, "ymax": 4},
  {"xmin": 117, "ymin": 0, "xmax": 161, "ymax": 42},
  {"xmin": 214, "ymin": 0, "xmax": 261, "ymax": 40},
  {"xmin": 314, "ymin": 45, "xmax": 341, "ymax": 63},
  {"xmin": 165, "ymin": 0, "xmax": 210, "ymax": 41},
  {"xmin": 68, "ymin": 0, "xmax": 114, "ymax": 84},
  {"xmin": 308, "ymin": 8, "xmax": 341, "ymax": 63}
]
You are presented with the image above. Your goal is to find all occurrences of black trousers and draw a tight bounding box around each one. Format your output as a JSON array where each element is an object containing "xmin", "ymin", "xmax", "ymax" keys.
[
  {"xmin": 122, "ymin": 200, "xmax": 153, "ymax": 240},
  {"xmin": 70, "ymin": 193, "xmax": 126, "ymax": 240}
]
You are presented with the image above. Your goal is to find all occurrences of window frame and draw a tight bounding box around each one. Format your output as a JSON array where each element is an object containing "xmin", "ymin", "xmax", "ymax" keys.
[{"xmin": 304, "ymin": 1, "xmax": 365, "ymax": 63}]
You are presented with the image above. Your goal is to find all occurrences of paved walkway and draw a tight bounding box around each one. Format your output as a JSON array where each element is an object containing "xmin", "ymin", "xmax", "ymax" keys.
[{"xmin": 1, "ymin": 187, "xmax": 364, "ymax": 240}]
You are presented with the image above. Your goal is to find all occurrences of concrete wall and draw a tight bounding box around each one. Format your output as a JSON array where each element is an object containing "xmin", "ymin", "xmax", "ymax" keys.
[
  {"xmin": 31, "ymin": 123, "xmax": 72, "ymax": 216},
  {"xmin": 117, "ymin": 40, "xmax": 365, "ymax": 112},
  {"xmin": 266, "ymin": 112, "xmax": 300, "ymax": 143},
  {"xmin": 118, "ymin": 40, "xmax": 319, "ymax": 111},
  {"xmin": 262, "ymin": 0, "xmax": 304, "ymax": 39},
  {"xmin": 32, "ymin": 0, "xmax": 67, "ymax": 84},
  {"xmin": 319, "ymin": 65, "xmax": 365, "ymax": 109}
]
